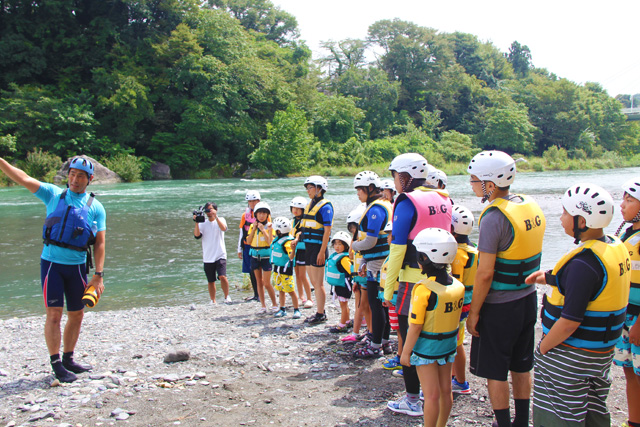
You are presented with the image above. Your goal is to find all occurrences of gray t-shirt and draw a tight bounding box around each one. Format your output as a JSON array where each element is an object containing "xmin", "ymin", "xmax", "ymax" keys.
[{"xmin": 478, "ymin": 195, "xmax": 536, "ymax": 304}]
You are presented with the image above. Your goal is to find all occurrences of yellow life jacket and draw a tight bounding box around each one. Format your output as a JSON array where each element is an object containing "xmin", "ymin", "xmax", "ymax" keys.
[
  {"xmin": 301, "ymin": 198, "xmax": 333, "ymax": 245},
  {"xmin": 622, "ymin": 228, "xmax": 640, "ymax": 308},
  {"xmin": 411, "ymin": 277, "xmax": 465, "ymax": 359},
  {"xmin": 479, "ymin": 194, "xmax": 545, "ymax": 291},
  {"xmin": 249, "ymin": 223, "xmax": 273, "ymax": 257},
  {"xmin": 357, "ymin": 199, "xmax": 392, "ymax": 261},
  {"xmin": 451, "ymin": 243, "xmax": 478, "ymax": 305},
  {"xmin": 542, "ymin": 236, "xmax": 631, "ymax": 349}
]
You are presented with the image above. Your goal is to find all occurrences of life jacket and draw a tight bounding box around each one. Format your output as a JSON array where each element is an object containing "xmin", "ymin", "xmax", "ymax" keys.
[
  {"xmin": 451, "ymin": 243, "xmax": 478, "ymax": 306},
  {"xmin": 411, "ymin": 277, "xmax": 465, "ymax": 359},
  {"xmin": 301, "ymin": 198, "xmax": 333, "ymax": 245},
  {"xmin": 394, "ymin": 187, "xmax": 452, "ymax": 268},
  {"xmin": 239, "ymin": 209, "xmax": 255, "ymax": 247},
  {"xmin": 249, "ymin": 222, "xmax": 272, "ymax": 258},
  {"xmin": 271, "ymin": 235, "xmax": 294, "ymax": 275},
  {"xmin": 478, "ymin": 195, "xmax": 545, "ymax": 291},
  {"xmin": 351, "ymin": 250, "xmax": 367, "ymax": 285},
  {"xmin": 542, "ymin": 236, "xmax": 631, "ymax": 350},
  {"xmin": 357, "ymin": 199, "xmax": 392, "ymax": 261},
  {"xmin": 42, "ymin": 189, "xmax": 96, "ymax": 252},
  {"xmin": 325, "ymin": 252, "xmax": 350, "ymax": 287},
  {"xmin": 622, "ymin": 228, "xmax": 640, "ymax": 309},
  {"xmin": 292, "ymin": 217, "xmax": 306, "ymax": 251}
]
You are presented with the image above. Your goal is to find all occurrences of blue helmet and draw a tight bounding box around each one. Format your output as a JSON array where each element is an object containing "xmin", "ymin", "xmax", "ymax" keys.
[{"xmin": 69, "ymin": 157, "xmax": 94, "ymax": 177}]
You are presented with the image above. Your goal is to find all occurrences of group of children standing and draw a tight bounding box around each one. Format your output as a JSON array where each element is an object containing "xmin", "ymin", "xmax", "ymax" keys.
[{"xmin": 234, "ymin": 151, "xmax": 640, "ymax": 427}]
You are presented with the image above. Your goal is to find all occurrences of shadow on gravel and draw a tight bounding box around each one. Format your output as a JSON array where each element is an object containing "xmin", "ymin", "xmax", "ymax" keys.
[{"xmin": 0, "ymin": 377, "xmax": 49, "ymax": 397}]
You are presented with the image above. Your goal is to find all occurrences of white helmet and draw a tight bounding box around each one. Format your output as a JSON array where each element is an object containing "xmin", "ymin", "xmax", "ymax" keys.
[
  {"xmin": 451, "ymin": 205, "xmax": 474, "ymax": 236},
  {"xmin": 622, "ymin": 178, "xmax": 640, "ymax": 200},
  {"xmin": 380, "ymin": 179, "xmax": 396, "ymax": 192},
  {"xmin": 353, "ymin": 171, "xmax": 381, "ymax": 189},
  {"xmin": 413, "ymin": 228, "xmax": 458, "ymax": 265},
  {"xmin": 331, "ymin": 231, "xmax": 352, "ymax": 247},
  {"xmin": 253, "ymin": 201, "xmax": 271, "ymax": 215},
  {"xmin": 346, "ymin": 203, "xmax": 366, "ymax": 224},
  {"xmin": 304, "ymin": 175, "xmax": 328, "ymax": 192},
  {"xmin": 435, "ymin": 169, "xmax": 447, "ymax": 187},
  {"xmin": 290, "ymin": 196, "xmax": 307, "ymax": 209},
  {"xmin": 245, "ymin": 190, "xmax": 261, "ymax": 201},
  {"xmin": 388, "ymin": 153, "xmax": 429, "ymax": 179},
  {"xmin": 562, "ymin": 183, "xmax": 614, "ymax": 229},
  {"xmin": 272, "ymin": 217, "xmax": 292, "ymax": 234},
  {"xmin": 467, "ymin": 151, "xmax": 516, "ymax": 187}
]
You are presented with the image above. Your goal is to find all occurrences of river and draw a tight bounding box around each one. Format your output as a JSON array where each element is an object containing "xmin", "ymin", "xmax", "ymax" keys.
[{"xmin": 1, "ymin": 167, "xmax": 639, "ymax": 319}]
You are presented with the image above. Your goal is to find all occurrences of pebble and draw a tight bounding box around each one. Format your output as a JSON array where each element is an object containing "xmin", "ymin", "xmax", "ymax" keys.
[{"xmin": 164, "ymin": 350, "xmax": 190, "ymax": 363}]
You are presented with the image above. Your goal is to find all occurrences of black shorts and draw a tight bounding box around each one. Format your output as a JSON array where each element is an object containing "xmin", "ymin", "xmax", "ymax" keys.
[
  {"xmin": 41, "ymin": 259, "xmax": 86, "ymax": 311},
  {"xmin": 304, "ymin": 244, "xmax": 328, "ymax": 267},
  {"xmin": 470, "ymin": 291, "xmax": 537, "ymax": 381},
  {"xmin": 204, "ymin": 259, "xmax": 227, "ymax": 283},
  {"xmin": 332, "ymin": 285, "xmax": 353, "ymax": 300},
  {"xmin": 250, "ymin": 256, "xmax": 272, "ymax": 272},
  {"xmin": 295, "ymin": 248, "xmax": 306, "ymax": 266}
]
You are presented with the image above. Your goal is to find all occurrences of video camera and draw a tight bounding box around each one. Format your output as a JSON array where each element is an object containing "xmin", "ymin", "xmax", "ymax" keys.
[{"xmin": 193, "ymin": 206, "xmax": 206, "ymax": 223}]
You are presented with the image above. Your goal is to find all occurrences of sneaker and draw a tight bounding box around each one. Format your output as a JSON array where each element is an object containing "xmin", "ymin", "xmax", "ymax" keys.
[
  {"xmin": 329, "ymin": 324, "xmax": 349, "ymax": 333},
  {"xmin": 303, "ymin": 299, "xmax": 314, "ymax": 309},
  {"xmin": 341, "ymin": 333, "xmax": 358, "ymax": 343},
  {"xmin": 259, "ymin": 307, "xmax": 268, "ymax": 314},
  {"xmin": 382, "ymin": 342, "xmax": 393, "ymax": 355},
  {"xmin": 274, "ymin": 309, "xmax": 287, "ymax": 318},
  {"xmin": 292, "ymin": 309, "xmax": 302, "ymax": 319},
  {"xmin": 386, "ymin": 395, "xmax": 423, "ymax": 417},
  {"xmin": 305, "ymin": 312, "xmax": 327, "ymax": 325},
  {"xmin": 382, "ymin": 355, "xmax": 402, "ymax": 370},
  {"xmin": 353, "ymin": 343, "xmax": 382, "ymax": 358},
  {"xmin": 419, "ymin": 390, "xmax": 423, "ymax": 401},
  {"xmin": 62, "ymin": 357, "xmax": 92, "ymax": 374},
  {"xmin": 392, "ymin": 368, "xmax": 404, "ymax": 377},
  {"xmin": 209, "ymin": 300, "xmax": 217, "ymax": 305},
  {"xmin": 224, "ymin": 296, "xmax": 232, "ymax": 304},
  {"xmin": 452, "ymin": 377, "xmax": 471, "ymax": 394},
  {"xmin": 271, "ymin": 306, "xmax": 279, "ymax": 312}
]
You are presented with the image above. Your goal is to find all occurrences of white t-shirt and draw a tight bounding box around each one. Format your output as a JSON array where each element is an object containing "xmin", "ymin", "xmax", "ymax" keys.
[{"xmin": 198, "ymin": 217, "xmax": 227, "ymax": 263}]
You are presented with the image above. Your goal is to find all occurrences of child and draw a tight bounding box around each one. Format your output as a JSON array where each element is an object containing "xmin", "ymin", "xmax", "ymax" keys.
[
  {"xmin": 526, "ymin": 183, "xmax": 630, "ymax": 426},
  {"xmin": 614, "ymin": 178, "xmax": 640, "ymax": 427},
  {"xmin": 290, "ymin": 196, "xmax": 314, "ymax": 308},
  {"xmin": 326, "ymin": 231, "xmax": 354, "ymax": 333},
  {"xmin": 381, "ymin": 220, "xmax": 404, "ymax": 374},
  {"xmin": 246, "ymin": 201, "xmax": 278, "ymax": 313},
  {"xmin": 397, "ymin": 228, "xmax": 464, "ymax": 425},
  {"xmin": 270, "ymin": 217, "xmax": 301, "ymax": 319},
  {"xmin": 449, "ymin": 205, "xmax": 478, "ymax": 394},
  {"xmin": 380, "ymin": 179, "xmax": 397, "ymax": 204},
  {"xmin": 342, "ymin": 204, "xmax": 371, "ymax": 342},
  {"xmin": 427, "ymin": 168, "xmax": 447, "ymax": 190},
  {"xmin": 238, "ymin": 190, "xmax": 260, "ymax": 301}
]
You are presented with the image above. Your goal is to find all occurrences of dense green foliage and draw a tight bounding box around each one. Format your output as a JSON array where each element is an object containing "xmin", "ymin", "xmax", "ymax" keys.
[{"xmin": 0, "ymin": 1, "xmax": 638, "ymax": 179}]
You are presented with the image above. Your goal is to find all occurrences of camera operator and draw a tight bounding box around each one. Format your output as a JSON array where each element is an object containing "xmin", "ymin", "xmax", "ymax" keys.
[{"xmin": 193, "ymin": 202, "xmax": 230, "ymax": 304}]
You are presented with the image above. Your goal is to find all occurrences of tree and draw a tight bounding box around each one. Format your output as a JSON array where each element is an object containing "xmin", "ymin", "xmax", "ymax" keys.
[
  {"xmin": 318, "ymin": 39, "xmax": 367, "ymax": 81},
  {"xmin": 506, "ymin": 41, "xmax": 532, "ymax": 77},
  {"xmin": 478, "ymin": 106, "xmax": 537, "ymax": 154},
  {"xmin": 250, "ymin": 105, "xmax": 313, "ymax": 176},
  {"xmin": 311, "ymin": 94, "xmax": 365, "ymax": 143}
]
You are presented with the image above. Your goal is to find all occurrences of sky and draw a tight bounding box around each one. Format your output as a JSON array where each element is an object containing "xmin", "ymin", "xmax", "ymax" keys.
[{"xmin": 271, "ymin": 0, "xmax": 640, "ymax": 97}]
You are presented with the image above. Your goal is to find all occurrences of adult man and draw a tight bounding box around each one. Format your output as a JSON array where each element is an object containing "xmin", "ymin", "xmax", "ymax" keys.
[
  {"xmin": 194, "ymin": 202, "xmax": 230, "ymax": 304},
  {"xmin": 466, "ymin": 151, "xmax": 546, "ymax": 427},
  {"xmin": 0, "ymin": 156, "xmax": 106, "ymax": 383}
]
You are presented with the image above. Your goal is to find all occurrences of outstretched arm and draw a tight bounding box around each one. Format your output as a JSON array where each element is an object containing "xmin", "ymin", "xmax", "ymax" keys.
[{"xmin": 0, "ymin": 157, "xmax": 40, "ymax": 193}]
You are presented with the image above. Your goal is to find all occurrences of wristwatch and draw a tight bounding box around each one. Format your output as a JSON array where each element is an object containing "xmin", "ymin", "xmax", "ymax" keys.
[{"xmin": 94, "ymin": 271, "xmax": 104, "ymax": 278}]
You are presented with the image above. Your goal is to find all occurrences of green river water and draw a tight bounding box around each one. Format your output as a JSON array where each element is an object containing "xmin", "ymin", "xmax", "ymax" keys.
[{"xmin": 1, "ymin": 167, "xmax": 639, "ymax": 319}]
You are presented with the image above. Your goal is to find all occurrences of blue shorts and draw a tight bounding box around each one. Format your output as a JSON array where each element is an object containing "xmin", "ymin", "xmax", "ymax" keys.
[
  {"xmin": 41, "ymin": 259, "xmax": 87, "ymax": 311},
  {"xmin": 614, "ymin": 313, "xmax": 640, "ymax": 375},
  {"xmin": 251, "ymin": 256, "xmax": 272, "ymax": 272}
]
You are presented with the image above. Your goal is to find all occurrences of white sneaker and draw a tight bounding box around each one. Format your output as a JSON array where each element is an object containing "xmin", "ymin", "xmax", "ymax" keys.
[
  {"xmin": 225, "ymin": 296, "xmax": 232, "ymax": 304},
  {"xmin": 304, "ymin": 300, "xmax": 314, "ymax": 309},
  {"xmin": 271, "ymin": 306, "xmax": 280, "ymax": 312},
  {"xmin": 387, "ymin": 395, "xmax": 423, "ymax": 417}
]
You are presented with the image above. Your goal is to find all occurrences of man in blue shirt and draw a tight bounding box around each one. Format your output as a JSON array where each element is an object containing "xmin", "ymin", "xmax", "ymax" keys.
[{"xmin": 0, "ymin": 156, "xmax": 106, "ymax": 383}]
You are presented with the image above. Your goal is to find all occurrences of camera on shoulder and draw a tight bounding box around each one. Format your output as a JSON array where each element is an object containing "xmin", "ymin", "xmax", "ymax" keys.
[{"xmin": 193, "ymin": 206, "xmax": 206, "ymax": 223}]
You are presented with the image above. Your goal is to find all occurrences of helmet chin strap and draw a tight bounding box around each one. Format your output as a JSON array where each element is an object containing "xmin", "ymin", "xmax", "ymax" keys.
[
  {"xmin": 481, "ymin": 181, "xmax": 494, "ymax": 203},
  {"xmin": 572, "ymin": 215, "xmax": 588, "ymax": 245},
  {"xmin": 615, "ymin": 210, "xmax": 640, "ymax": 236}
]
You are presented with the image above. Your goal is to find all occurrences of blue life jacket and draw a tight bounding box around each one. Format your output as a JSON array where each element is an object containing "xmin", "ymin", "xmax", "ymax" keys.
[
  {"xmin": 42, "ymin": 189, "xmax": 95, "ymax": 252},
  {"xmin": 326, "ymin": 252, "xmax": 349, "ymax": 287},
  {"xmin": 271, "ymin": 235, "xmax": 294, "ymax": 275}
]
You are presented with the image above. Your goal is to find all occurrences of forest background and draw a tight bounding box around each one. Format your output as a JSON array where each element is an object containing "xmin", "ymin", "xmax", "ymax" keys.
[{"xmin": 1, "ymin": 0, "xmax": 639, "ymax": 183}]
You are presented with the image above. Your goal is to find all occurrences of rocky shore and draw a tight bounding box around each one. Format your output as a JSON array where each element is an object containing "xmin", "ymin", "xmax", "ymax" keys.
[{"xmin": 0, "ymin": 297, "xmax": 630, "ymax": 427}]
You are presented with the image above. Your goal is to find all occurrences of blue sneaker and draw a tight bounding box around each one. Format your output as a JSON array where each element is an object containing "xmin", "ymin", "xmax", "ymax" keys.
[
  {"xmin": 392, "ymin": 368, "xmax": 403, "ymax": 377},
  {"xmin": 274, "ymin": 309, "xmax": 287, "ymax": 318},
  {"xmin": 387, "ymin": 395, "xmax": 423, "ymax": 417},
  {"xmin": 452, "ymin": 377, "xmax": 471, "ymax": 394},
  {"xmin": 383, "ymin": 355, "xmax": 402, "ymax": 370}
]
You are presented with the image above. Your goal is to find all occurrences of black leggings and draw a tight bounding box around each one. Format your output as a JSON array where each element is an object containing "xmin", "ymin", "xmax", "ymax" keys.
[
  {"xmin": 366, "ymin": 280, "xmax": 390, "ymax": 345},
  {"xmin": 250, "ymin": 270, "xmax": 258, "ymax": 297},
  {"xmin": 398, "ymin": 314, "xmax": 420, "ymax": 395}
]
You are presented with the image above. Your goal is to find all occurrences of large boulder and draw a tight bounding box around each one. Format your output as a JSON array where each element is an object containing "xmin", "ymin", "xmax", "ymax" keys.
[
  {"xmin": 53, "ymin": 155, "xmax": 123, "ymax": 185},
  {"xmin": 150, "ymin": 162, "xmax": 171, "ymax": 180}
]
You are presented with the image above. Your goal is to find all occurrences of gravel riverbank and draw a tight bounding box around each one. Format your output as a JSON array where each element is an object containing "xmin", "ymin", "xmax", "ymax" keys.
[{"xmin": 0, "ymin": 297, "xmax": 630, "ymax": 427}]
